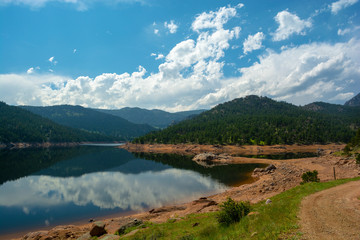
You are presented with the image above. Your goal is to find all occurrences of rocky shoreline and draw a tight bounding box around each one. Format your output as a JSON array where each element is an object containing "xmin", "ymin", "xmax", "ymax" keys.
[
  {"xmin": 119, "ymin": 142, "xmax": 341, "ymax": 155},
  {"xmin": 9, "ymin": 143, "xmax": 360, "ymax": 240}
]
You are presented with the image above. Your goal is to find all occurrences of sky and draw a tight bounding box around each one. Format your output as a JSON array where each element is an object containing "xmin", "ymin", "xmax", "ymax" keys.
[{"xmin": 0, "ymin": 0, "xmax": 359, "ymax": 111}]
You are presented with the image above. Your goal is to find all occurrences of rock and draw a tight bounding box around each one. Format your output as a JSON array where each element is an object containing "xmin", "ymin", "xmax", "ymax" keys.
[
  {"xmin": 192, "ymin": 152, "xmax": 229, "ymax": 167},
  {"xmin": 22, "ymin": 231, "xmax": 48, "ymax": 240},
  {"xmin": 317, "ymin": 148, "xmax": 324, "ymax": 155},
  {"xmin": 193, "ymin": 152, "xmax": 216, "ymax": 162},
  {"xmin": 253, "ymin": 168, "xmax": 264, "ymax": 173},
  {"xmin": 116, "ymin": 219, "xmax": 143, "ymax": 235},
  {"xmin": 192, "ymin": 197, "xmax": 217, "ymax": 205},
  {"xmin": 149, "ymin": 205, "xmax": 187, "ymax": 214},
  {"xmin": 192, "ymin": 222, "xmax": 199, "ymax": 227},
  {"xmin": 99, "ymin": 234, "xmax": 119, "ymax": 240},
  {"xmin": 77, "ymin": 232, "xmax": 92, "ymax": 240},
  {"xmin": 191, "ymin": 197, "xmax": 217, "ymax": 211},
  {"xmin": 265, "ymin": 164, "xmax": 276, "ymax": 172},
  {"xmin": 89, "ymin": 218, "xmax": 95, "ymax": 223},
  {"xmin": 90, "ymin": 221, "xmax": 107, "ymax": 237},
  {"xmin": 265, "ymin": 199, "xmax": 272, "ymax": 204}
]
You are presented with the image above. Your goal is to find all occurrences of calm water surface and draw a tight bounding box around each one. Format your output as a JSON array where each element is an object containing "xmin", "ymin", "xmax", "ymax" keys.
[{"xmin": 0, "ymin": 146, "xmax": 264, "ymax": 235}]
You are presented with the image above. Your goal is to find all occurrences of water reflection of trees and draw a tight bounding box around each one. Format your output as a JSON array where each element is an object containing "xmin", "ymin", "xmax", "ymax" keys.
[
  {"xmin": 133, "ymin": 152, "xmax": 266, "ymax": 187},
  {"xmin": 0, "ymin": 147, "xmax": 134, "ymax": 185}
]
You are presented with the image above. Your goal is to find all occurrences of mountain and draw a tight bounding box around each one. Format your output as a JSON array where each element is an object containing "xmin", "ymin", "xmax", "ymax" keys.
[
  {"xmin": 134, "ymin": 95, "xmax": 360, "ymax": 145},
  {"xmin": 344, "ymin": 92, "xmax": 360, "ymax": 106},
  {"xmin": 97, "ymin": 107, "xmax": 206, "ymax": 128},
  {"xmin": 302, "ymin": 102, "xmax": 360, "ymax": 118},
  {"xmin": 21, "ymin": 105, "xmax": 155, "ymax": 140},
  {"xmin": 0, "ymin": 102, "xmax": 113, "ymax": 144}
]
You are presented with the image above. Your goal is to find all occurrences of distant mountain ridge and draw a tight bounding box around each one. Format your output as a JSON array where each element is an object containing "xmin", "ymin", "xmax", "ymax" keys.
[
  {"xmin": 21, "ymin": 105, "xmax": 155, "ymax": 140},
  {"xmin": 302, "ymin": 101, "xmax": 360, "ymax": 117},
  {"xmin": 0, "ymin": 102, "xmax": 113, "ymax": 144},
  {"xmin": 344, "ymin": 92, "xmax": 360, "ymax": 106},
  {"xmin": 97, "ymin": 107, "xmax": 206, "ymax": 128},
  {"xmin": 134, "ymin": 95, "xmax": 360, "ymax": 145}
]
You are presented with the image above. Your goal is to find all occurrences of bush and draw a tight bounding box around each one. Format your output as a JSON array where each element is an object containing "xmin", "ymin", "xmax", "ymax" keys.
[
  {"xmin": 301, "ymin": 170, "xmax": 320, "ymax": 184},
  {"xmin": 343, "ymin": 145, "xmax": 351, "ymax": 155},
  {"xmin": 217, "ymin": 198, "xmax": 250, "ymax": 226},
  {"xmin": 356, "ymin": 154, "xmax": 360, "ymax": 164}
]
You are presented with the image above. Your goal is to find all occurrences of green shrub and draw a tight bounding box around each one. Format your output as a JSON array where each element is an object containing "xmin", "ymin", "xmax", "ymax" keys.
[
  {"xmin": 179, "ymin": 234, "xmax": 195, "ymax": 240},
  {"xmin": 356, "ymin": 154, "xmax": 360, "ymax": 164},
  {"xmin": 216, "ymin": 198, "xmax": 250, "ymax": 226},
  {"xmin": 343, "ymin": 145, "xmax": 351, "ymax": 155},
  {"xmin": 301, "ymin": 170, "xmax": 320, "ymax": 184}
]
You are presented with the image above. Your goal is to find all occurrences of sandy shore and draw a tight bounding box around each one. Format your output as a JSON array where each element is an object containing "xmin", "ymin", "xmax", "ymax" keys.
[
  {"xmin": 119, "ymin": 142, "xmax": 343, "ymax": 155},
  {"xmin": 11, "ymin": 143, "xmax": 360, "ymax": 240}
]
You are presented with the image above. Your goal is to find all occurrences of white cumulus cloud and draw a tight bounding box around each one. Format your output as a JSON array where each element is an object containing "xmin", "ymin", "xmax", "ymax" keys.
[
  {"xmin": 338, "ymin": 28, "xmax": 351, "ymax": 35},
  {"xmin": 243, "ymin": 32, "xmax": 265, "ymax": 54},
  {"xmin": 192, "ymin": 5, "xmax": 238, "ymax": 32},
  {"xmin": 0, "ymin": 5, "xmax": 241, "ymax": 111},
  {"xmin": 26, "ymin": 67, "xmax": 34, "ymax": 74},
  {"xmin": 1, "ymin": 4, "xmax": 359, "ymax": 111},
  {"xmin": 151, "ymin": 53, "xmax": 164, "ymax": 60},
  {"xmin": 194, "ymin": 38, "xmax": 360, "ymax": 108},
  {"xmin": 272, "ymin": 10, "xmax": 312, "ymax": 41},
  {"xmin": 164, "ymin": 20, "xmax": 178, "ymax": 34},
  {"xmin": 330, "ymin": 92, "xmax": 354, "ymax": 101},
  {"xmin": 331, "ymin": 0, "xmax": 358, "ymax": 14}
]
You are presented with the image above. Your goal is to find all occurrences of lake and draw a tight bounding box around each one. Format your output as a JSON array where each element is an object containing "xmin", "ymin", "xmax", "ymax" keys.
[{"xmin": 0, "ymin": 146, "xmax": 265, "ymax": 236}]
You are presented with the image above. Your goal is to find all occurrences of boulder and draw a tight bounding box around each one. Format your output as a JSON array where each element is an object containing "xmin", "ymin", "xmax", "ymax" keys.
[
  {"xmin": 116, "ymin": 219, "xmax": 143, "ymax": 235},
  {"xmin": 253, "ymin": 168, "xmax": 264, "ymax": 173},
  {"xmin": 265, "ymin": 164, "xmax": 276, "ymax": 172},
  {"xmin": 77, "ymin": 232, "xmax": 92, "ymax": 240},
  {"xmin": 90, "ymin": 221, "xmax": 107, "ymax": 237},
  {"xmin": 22, "ymin": 231, "xmax": 48, "ymax": 240},
  {"xmin": 99, "ymin": 234, "xmax": 119, "ymax": 240},
  {"xmin": 193, "ymin": 152, "xmax": 216, "ymax": 162},
  {"xmin": 149, "ymin": 205, "xmax": 187, "ymax": 214}
]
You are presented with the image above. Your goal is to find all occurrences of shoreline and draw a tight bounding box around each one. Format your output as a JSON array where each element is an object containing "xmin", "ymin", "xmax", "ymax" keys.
[
  {"xmin": 10, "ymin": 143, "xmax": 360, "ymax": 240},
  {"xmin": 119, "ymin": 142, "xmax": 343, "ymax": 155}
]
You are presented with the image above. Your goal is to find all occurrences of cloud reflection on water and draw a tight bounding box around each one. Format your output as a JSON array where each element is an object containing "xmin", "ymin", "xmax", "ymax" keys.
[{"xmin": 0, "ymin": 168, "xmax": 227, "ymax": 211}]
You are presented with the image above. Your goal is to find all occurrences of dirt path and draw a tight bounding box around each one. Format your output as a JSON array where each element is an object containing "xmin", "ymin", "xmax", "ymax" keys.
[{"xmin": 299, "ymin": 180, "xmax": 360, "ymax": 240}]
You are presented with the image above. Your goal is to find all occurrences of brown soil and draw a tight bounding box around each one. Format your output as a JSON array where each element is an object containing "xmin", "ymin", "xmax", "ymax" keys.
[
  {"xmin": 119, "ymin": 143, "xmax": 342, "ymax": 156},
  {"xmin": 299, "ymin": 180, "xmax": 360, "ymax": 240},
  {"xmin": 11, "ymin": 143, "xmax": 360, "ymax": 240}
]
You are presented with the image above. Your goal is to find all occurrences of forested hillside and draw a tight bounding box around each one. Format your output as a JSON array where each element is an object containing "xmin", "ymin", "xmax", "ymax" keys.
[
  {"xmin": 0, "ymin": 102, "xmax": 113, "ymax": 143},
  {"xmin": 22, "ymin": 105, "xmax": 155, "ymax": 140},
  {"xmin": 97, "ymin": 107, "xmax": 206, "ymax": 128},
  {"xmin": 134, "ymin": 96, "xmax": 360, "ymax": 145},
  {"xmin": 303, "ymin": 102, "xmax": 360, "ymax": 117}
]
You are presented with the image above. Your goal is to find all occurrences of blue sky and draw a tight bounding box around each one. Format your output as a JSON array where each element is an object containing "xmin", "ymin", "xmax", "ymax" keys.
[{"xmin": 0, "ymin": 0, "xmax": 359, "ymax": 111}]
